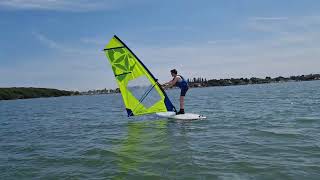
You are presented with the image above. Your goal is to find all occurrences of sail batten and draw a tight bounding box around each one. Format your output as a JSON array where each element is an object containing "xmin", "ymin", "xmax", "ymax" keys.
[
  {"xmin": 104, "ymin": 35, "xmax": 175, "ymax": 116},
  {"xmin": 103, "ymin": 46, "xmax": 125, "ymax": 51}
]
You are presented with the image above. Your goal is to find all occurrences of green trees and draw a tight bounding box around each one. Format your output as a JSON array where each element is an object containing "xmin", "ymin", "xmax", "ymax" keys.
[
  {"xmin": 189, "ymin": 74, "xmax": 320, "ymax": 88},
  {"xmin": 0, "ymin": 88, "xmax": 74, "ymax": 100}
]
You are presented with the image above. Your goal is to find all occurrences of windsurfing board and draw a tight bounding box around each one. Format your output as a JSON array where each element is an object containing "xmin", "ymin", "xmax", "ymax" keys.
[{"xmin": 156, "ymin": 112, "xmax": 206, "ymax": 120}]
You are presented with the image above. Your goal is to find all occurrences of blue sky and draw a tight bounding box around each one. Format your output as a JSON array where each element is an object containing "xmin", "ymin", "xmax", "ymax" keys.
[{"xmin": 1, "ymin": 0, "xmax": 320, "ymax": 90}]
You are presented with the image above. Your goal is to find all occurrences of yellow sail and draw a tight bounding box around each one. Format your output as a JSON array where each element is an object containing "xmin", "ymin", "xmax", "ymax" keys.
[{"xmin": 103, "ymin": 35, "xmax": 176, "ymax": 116}]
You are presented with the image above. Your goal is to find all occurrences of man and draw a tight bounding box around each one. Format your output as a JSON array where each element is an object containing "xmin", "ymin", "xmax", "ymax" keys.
[{"xmin": 163, "ymin": 69, "xmax": 189, "ymax": 114}]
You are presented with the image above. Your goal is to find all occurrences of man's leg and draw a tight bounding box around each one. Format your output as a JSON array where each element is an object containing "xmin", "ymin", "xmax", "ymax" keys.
[
  {"xmin": 180, "ymin": 96, "xmax": 184, "ymax": 110},
  {"xmin": 177, "ymin": 88, "xmax": 187, "ymax": 114}
]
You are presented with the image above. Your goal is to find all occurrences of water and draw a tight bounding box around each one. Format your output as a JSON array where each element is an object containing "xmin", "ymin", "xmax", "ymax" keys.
[{"xmin": 1, "ymin": 81, "xmax": 320, "ymax": 179}]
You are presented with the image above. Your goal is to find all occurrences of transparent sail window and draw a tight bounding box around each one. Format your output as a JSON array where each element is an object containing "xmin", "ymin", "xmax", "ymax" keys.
[{"xmin": 127, "ymin": 75, "xmax": 161, "ymax": 108}]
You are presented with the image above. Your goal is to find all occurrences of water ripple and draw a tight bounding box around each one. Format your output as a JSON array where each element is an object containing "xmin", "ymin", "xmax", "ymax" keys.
[{"xmin": 1, "ymin": 81, "xmax": 320, "ymax": 179}]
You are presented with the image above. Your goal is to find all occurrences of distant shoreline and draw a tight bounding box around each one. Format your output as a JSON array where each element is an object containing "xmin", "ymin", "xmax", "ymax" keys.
[
  {"xmin": 0, "ymin": 87, "xmax": 79, "ymax": 101},
  {"xmin": 1, "ymin": 74, "xmax": 319, "ymax": 101},
  {"xmin": 81, "ymin": 73, "xmax": 320, "ymax": 94},
  {"xmin": 187, "ymin": 74, "xmax": 320, "ymax": 88}
]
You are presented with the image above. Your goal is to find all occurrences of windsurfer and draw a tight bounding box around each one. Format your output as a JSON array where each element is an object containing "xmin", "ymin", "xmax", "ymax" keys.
[{"xmin": 163, "ymin": 69, "xmax": 189, "ymax": 114}]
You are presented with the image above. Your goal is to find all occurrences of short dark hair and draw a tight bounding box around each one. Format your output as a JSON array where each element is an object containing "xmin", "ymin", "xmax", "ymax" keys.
[{"xmin": 170, "ymin": 69, "xmax": 177, "ymax": 74}]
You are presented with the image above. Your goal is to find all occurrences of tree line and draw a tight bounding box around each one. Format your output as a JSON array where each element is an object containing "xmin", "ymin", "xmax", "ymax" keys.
[
  {"xmin": 0, "ymin": 87, "xmax": 79, "ymax": 101},
  {"xmin": 1, "ymin": 74, "xmax": 319, "ymax": 100},
  {"xmin": 187, "ymin": 74, "xmax": 320, "ymax": 87}
]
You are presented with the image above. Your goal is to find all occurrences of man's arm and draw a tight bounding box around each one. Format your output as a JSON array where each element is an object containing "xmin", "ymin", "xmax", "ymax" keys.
[
  {"xmin": 162, "ymin": 82, "xmax": 171, "ymax": 88},
  {"xmin": 164, "ymin": 77, "xmax": 178, "ymax": 88}
]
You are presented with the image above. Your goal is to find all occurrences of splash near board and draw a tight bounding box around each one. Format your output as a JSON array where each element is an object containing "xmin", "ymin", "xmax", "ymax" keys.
[{"xmin": 103, "ymin": 35, "xmax": 205, "ymax": 120}]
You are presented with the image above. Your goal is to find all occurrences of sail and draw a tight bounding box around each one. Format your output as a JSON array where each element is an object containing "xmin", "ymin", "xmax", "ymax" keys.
[{"xmin": 103, "ymin": 35, "xmax": 176, "ymax": 116}]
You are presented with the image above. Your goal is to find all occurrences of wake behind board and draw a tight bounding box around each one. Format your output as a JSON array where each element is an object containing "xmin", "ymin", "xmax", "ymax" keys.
[{"xmin": 156, "ymin": 112, "xmax": 206, "ymax": 120}]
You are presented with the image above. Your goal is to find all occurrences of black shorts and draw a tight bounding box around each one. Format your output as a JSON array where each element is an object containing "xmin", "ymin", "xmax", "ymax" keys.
[{"xmin": 180, "ymin": 87, "xmax": 188, "ymax": 96}]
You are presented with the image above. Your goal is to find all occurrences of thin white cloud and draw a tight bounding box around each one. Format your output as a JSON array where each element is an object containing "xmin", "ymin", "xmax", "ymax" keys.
[
  {"xmin": 80, "ymin": 37, "xmax": 107, "ymax": 46},
  {"xmin": 247, "ymin": 17, "xmax": 289, "ymax": 32},
  {"xmin": 250, "ymin": 17, "xmax": 289, "ymax": 21},
  {"xmin": 247, "ymin": 15, "xmax": 320, "ymax": 33},
  {"xmin": 0, "ymin": 0, "xmax": 139, "ymax": 12},
  {"xmin": 32, "ymin": 31, "xmax": 60, "ymax": 49},
  {"xmin": 207, "ymin": 39, "xmax": 240, "ymax": 45},
  {"xmin": 32, "ymin": 31, "xmax": 98, "ymax": 55}
]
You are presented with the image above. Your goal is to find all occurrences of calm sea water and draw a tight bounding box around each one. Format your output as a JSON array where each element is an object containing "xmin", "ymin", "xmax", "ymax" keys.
[{"xmin": 1, "ymin": 81, "xmax": 320, "ymax": 179}]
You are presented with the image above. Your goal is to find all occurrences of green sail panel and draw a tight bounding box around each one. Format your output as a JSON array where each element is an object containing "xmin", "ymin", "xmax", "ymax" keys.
[{"xmin": 103, "ymin": 35, "xmax": 175, "ymax": 116}]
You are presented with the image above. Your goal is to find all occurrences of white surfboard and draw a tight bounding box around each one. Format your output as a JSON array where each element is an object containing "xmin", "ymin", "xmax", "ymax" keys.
[{"xmin": 156, "ymin": 112, "xmax": 206, "ymax": 120}]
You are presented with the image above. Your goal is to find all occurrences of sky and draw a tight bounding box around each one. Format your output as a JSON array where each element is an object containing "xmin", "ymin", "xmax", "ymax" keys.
[{"xmin": 1, "ymin": 0, "xmax": 320, "ymax": 91}]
